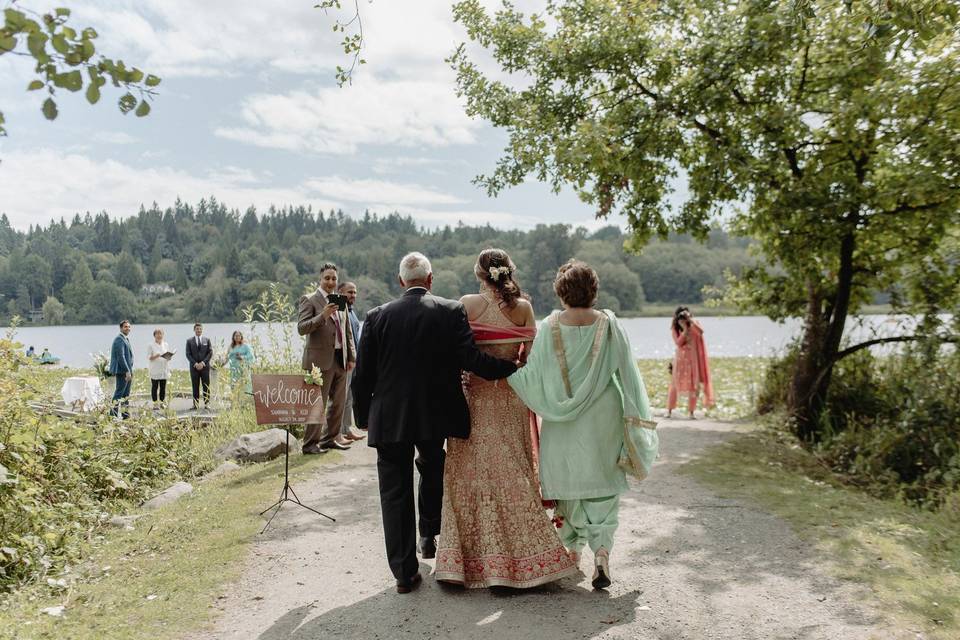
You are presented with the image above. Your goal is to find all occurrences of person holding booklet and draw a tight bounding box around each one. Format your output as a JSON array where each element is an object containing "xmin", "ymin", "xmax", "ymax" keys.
[{"xmin": 147, "ymin": 328, "xmax": 174, "ymax": 408}]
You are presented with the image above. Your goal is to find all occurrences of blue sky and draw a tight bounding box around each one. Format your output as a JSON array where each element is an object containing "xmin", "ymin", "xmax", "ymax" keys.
[{"xmin": 0, "ymin": 1, "xmax": 684, "ymax": 232}]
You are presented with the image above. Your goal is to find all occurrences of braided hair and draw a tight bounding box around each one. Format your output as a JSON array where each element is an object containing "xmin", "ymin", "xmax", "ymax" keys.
[{"xmin": 475, "ymin": 248, "xmax": 523, "ymax": 309}]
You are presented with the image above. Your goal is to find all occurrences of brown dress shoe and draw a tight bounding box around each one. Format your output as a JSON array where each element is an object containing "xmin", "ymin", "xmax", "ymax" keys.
[{"xmin": 396, "ymin": 572, "xmax": 422, "ymax": 594}]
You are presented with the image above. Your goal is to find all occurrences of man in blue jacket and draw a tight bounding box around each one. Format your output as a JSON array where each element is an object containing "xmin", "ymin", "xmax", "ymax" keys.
[{"xmin": 108, "ymin": 319, "xmax": 134, "ymax": 419}]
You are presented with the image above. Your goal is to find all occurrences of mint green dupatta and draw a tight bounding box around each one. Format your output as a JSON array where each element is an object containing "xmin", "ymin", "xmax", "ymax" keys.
[{"xmin": 508, "ymin": 310, "xmax": 659, "ymax": 480}]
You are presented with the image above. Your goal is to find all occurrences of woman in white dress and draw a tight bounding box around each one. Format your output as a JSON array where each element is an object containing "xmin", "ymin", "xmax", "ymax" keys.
[{"xmin": 147, "ymin": 329, "xmax": 171, "ymax": 409}]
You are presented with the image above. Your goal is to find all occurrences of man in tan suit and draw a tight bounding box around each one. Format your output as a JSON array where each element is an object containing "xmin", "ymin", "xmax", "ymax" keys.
[{"xmin": 297, "ymin": 262, "xmax": 356, "ymax": 454}]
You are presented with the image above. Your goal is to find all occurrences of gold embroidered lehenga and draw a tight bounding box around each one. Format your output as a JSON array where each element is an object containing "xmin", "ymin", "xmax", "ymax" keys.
[{"xmin": 435, "ymin": 291, "xmax": 578, "ymax": 588}]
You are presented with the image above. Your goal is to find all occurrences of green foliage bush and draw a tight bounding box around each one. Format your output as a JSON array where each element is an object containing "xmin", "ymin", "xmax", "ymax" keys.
[
  {"xmin": 0, "ymin": 334, "xmax": 260, "ymax": 592},
  {"xmin": 758, "ymin": 340, "xmax": 960, "ymax": 508}
]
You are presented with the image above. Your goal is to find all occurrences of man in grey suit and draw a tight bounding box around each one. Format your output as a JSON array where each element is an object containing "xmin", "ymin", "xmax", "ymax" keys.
[{"xmin": 298, "ymin": 262, "xmax": 356, "ymax": 454}]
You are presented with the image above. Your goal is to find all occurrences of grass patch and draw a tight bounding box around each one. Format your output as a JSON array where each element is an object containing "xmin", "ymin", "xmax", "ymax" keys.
[
  {"xmin": 0, "ymin": 451, "xmax": 340, "ymax": 640},
  {"xmin": 636, "ymin": 356, "xmax": 768, "ymax": 420},
  {"xmin": 683, "ymin": 426, "xmax": 960, "ymax": 639}
]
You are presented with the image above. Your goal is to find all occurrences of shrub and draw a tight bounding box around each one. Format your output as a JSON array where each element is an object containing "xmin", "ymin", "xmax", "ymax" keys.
[
  {"xmin": 0, "ymin": 335, "xmax": 260, "ymax": 591},
  {"xmin": 757, "ymin": 339, "xmax": 960, "ymax": 509}
]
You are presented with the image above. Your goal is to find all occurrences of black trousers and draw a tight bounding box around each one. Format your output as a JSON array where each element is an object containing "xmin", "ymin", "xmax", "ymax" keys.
[
  {"xmin": 190, "ymin": 367, "xmax": 210, "ymax": 407},
  {"xmin": 150, "ymin": 379, "xmax": 167, "ymax": 403},
  {"xmin": 375, "ymin": 440, "xmax": 445, "ymax": 581}
]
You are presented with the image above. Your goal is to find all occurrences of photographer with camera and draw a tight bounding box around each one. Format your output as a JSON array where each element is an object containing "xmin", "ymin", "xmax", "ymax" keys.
[
  {"xmin": 667, "ymin": 306, "xmax": 714, "ymax": 419},
  {"xmin": 297, "ymin": 262, "xmax": 356, "ymax": 454}
]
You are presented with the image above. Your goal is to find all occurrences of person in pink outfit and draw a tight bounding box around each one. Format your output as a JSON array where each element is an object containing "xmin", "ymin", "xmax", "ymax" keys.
[{"xmin": 667, "ymin": 306, "xmax": 714, "ymax": 418}]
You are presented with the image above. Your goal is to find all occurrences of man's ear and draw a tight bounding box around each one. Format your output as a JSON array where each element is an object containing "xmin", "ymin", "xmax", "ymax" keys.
[
  {"xmin": 425, "ymin": 273, "xmax": 434, "ymax": 290},
  {"xmin": 397, "ymin": 275, "xmax": 405, "ymax": 288}
]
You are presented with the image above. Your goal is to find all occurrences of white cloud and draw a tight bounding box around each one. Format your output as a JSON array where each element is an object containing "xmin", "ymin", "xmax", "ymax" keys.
[
  {"xmin": 0, "ymin": 149, "xmax": 339, "ymax": 228},
  {"xmin": 215, "ymin": 74, "xmax": 480, "ymax": 155},
  {"xmin": 16, "ymin": 1, "xmax": 476, "ymax": 80},
  {"xmin": 0, "ymin": 150, "xmax": 546, "ymax": 231},
  {"xmin": 389, "ymin": 207, "xmax": 541, "ymax": 229},
  {"xmin": 305, "ymin": 176, "xmax": 465, "ymax": 206},
  {"xmin": 64, "ymin": 1, "xmax": 345, "ymax": 78},
  {"xmin": 97, "ymin": 131, "xmax": 140, "ymax": 145},
  {"xmin": 371, "ymin": 156, "xmax": 458, "ymax": 175}
]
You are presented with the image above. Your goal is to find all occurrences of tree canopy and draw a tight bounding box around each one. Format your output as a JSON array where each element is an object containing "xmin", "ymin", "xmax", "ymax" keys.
[
  {"xmin": 451, "ymin": 0, "xmax": 960, "ymax": 437},
  {"xmin": 0, "ymin": 199, "xmax": 756, "ymax": 325}
]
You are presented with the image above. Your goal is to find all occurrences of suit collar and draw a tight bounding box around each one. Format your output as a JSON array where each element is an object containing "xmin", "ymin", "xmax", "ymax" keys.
[{"xmin": 403, "ymin": 287, "xmax": 428, "ymax": 297}]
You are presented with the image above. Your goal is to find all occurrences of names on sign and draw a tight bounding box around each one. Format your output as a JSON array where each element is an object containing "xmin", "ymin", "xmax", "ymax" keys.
[{"xmin": 251, "ymin": 374, "xmax": 325, "ymax": 425}]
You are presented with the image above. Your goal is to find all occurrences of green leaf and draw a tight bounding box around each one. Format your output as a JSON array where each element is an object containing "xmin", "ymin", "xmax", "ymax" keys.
[
  {"xmin": 117, "ymin": 92, "xmax": 137, "ymax": 114},
  {"xmin": 0, "ymin": 34, "xmax": 15, "ymax": 54},
  {"xmin": 53, "ymin": 70, "xmax": 82, "ymax": 91},
  {"xmin": 126, "ymin": 68, "xmax": 144, "ymax": 84},
  {"xmin": 134, "ymin": 100, "xmax": 151, "ymax": 117},
  {"xmin": 85, "ymin": 82, "xmax": 100, "ymax": 105},
  {"xmin": 144, "ymin": 74, "xmax": 161, "ymax": 87},
  {"xmin": 41, "ymin": 97, "xmax": 58, "ymax": 121},
  {"xmin": 51, "ymin": 33, "xmax": 68, "ymax": 55},
  {"xmin": 4, "ymin": 9, "xmax": 29, "ymax": 31},
  {"xmin": 55, "ymin": 8, "xmax": 71, "ymax": 18},
  {"xmin": 26, "ymin": 32, "xmax": 47, "ymax": 58},
  {"xmin": 27, "ymin": 80, "xmax": 44, "ymax": 91}
]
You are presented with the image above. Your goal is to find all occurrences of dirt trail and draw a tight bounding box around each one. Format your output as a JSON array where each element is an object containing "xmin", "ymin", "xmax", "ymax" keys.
[{"xmin": 196, "ymin": 419, "xmax": 899, "ymax": 640}]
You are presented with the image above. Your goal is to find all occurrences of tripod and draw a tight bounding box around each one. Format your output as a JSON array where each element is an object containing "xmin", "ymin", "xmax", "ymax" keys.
[{"xmin": 260, "ymin": 426, "xmax": 335, "ymax": 534}]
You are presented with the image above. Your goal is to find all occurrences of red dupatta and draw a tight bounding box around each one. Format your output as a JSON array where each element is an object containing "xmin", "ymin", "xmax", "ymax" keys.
[
  {"xmin": 469, "ymin": 321, "xmax": 544, "ymax": 477},
  {"xmin": 689, "ymin": 322, "xmax": 715, "ymax": 407}
]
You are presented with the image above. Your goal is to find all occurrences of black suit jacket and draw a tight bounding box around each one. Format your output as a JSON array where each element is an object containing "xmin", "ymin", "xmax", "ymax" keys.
[
  {"xmin": 186, "ymin": 336, "xmax": 213, "ymax": 368},
  {"xmin": 352, "ymin": 288, "xmax": 517, "ymax": 446}
]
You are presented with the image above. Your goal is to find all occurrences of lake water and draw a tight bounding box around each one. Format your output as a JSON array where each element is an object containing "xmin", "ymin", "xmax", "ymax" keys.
[{"xmin": 4, "ymin": 314, "xmax": 919, "ymax": 370}]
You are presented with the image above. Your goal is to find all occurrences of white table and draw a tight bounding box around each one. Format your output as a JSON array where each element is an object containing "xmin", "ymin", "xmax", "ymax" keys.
[{"xmin": 60, "ymin": 376, "xmax": 105, "ymax": 412}]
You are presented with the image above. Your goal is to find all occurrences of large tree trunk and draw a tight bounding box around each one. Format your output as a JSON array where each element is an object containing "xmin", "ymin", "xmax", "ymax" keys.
[{"xmin": 788, "ymin": 232, "xmax": 856, "ymax": 441}]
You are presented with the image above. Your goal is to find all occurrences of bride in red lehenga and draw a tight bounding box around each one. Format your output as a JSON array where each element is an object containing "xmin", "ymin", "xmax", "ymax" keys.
[{"xmin": 435, "ymin": 249, "xmax": 578, "ymax": 589}]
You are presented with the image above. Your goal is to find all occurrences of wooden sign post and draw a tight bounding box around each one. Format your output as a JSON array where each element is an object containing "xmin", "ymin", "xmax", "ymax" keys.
[
  {"xmin": 251, "ymin": 374, "xmax": 334, "ymax": 531},
  {"xmin": 251, "ymin": 374, "xmax": 325, "ymax": 425}
]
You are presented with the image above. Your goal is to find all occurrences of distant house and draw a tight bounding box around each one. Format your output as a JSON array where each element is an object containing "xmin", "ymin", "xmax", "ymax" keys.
[
  {"xmin": 27, "ymin": 309, "xmax": 44, "ymax": 323},
  {"xmin": 141, "ymin": 283, "xmax": 176, "ymax": 298}
]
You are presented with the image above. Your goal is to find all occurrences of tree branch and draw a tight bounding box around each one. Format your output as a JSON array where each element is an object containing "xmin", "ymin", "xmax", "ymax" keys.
[{"xmin": 834, "ymin": 334, "xmax": 959, "ymax": 362}]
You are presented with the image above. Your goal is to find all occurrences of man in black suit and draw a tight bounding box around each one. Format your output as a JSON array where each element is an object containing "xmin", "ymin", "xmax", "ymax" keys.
[
  {"xmin": 186, "ymin": 322, "xmax": 213, "ymax": 409},
  {"xmin": 352, "ymin": 252, "xmax": 517, "ymax": 594}
]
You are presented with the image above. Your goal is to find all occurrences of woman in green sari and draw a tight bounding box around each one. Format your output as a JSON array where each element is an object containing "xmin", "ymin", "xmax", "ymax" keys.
[{"xmin": 508, "ymin": 260, "xmax": 654, "ymax": 590}]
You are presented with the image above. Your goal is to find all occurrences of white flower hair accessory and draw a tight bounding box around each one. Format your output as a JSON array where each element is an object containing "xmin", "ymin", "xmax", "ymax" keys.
[{"xmin": 488, "ymin": 265, "xmax": 512, "ymax": 281}]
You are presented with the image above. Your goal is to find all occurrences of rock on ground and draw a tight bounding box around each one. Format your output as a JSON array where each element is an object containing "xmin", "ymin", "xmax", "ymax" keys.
[
  {"xmin": 214, "ymin": 428, "xmax": 299, "ymax": 463},
  {"xmin": 202, "ymin": 460, "xmax": 242, "ymax": 481},
  {"xmin": 108, "ymin": 514, "xmax": 144, "ymax": 529},
  {"xmin": 142, "ymin": 481, "xmax": 193, "ymax": 510}
]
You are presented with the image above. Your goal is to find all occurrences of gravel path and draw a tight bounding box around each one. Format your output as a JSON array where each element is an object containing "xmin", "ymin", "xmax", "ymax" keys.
[{"xmin": 196, "ymin": 419, "xmax": 901, "ymax": 640}]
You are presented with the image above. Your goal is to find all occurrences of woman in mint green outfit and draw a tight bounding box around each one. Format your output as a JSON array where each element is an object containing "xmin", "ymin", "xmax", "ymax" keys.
[
  {"xmin": 227, "ymin": 330, "xmax": 255, "ymax": 393},
  {"xmin": 508, "ymin": 260, "xmax": 654, "ymax": 590}
]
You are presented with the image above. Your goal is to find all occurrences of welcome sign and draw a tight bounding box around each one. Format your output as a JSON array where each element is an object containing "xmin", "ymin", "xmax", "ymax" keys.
[{"xmin": 251, "ymin": 374, "xmax": 325, "ymax": 425}]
